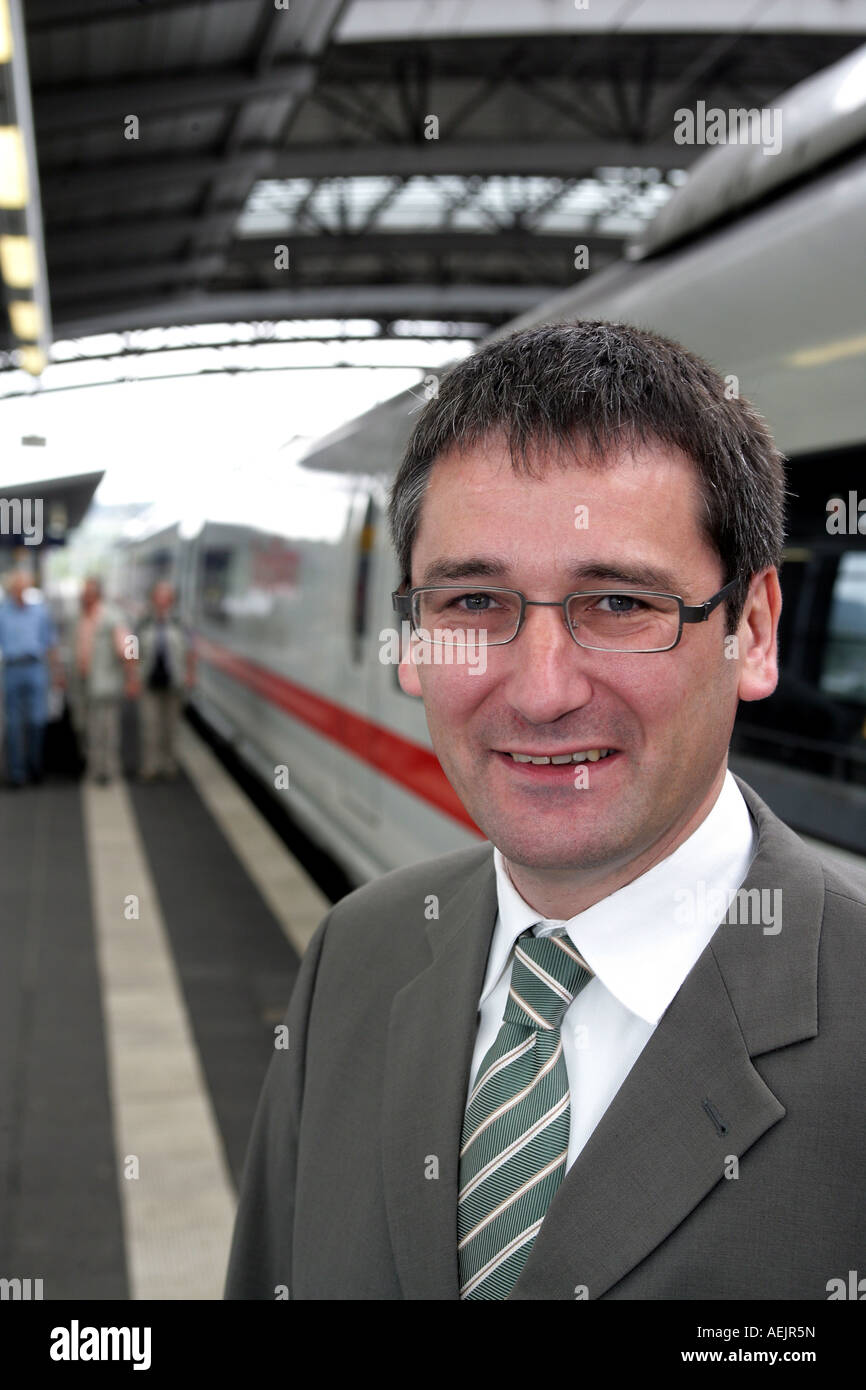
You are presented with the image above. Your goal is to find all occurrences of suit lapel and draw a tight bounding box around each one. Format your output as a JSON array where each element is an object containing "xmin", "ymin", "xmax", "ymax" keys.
[
  {"xmin": 509, "ymin": 776, "xmax": 824, "ymax": 1299},
  {"xmin": 382, "ymin": 849, "xmax": 498, "ymax": 1300}
]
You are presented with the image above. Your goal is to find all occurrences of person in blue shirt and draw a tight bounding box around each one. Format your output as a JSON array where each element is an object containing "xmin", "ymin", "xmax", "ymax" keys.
[{"xmin": 0, "ymin": 570, "xmax": 63, "ymax": 787}]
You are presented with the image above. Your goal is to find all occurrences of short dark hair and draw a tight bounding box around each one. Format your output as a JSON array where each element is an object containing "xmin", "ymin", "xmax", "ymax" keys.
[{"xmin": 387, "ymin": 320, "xmax": 788, "ymax": 632}]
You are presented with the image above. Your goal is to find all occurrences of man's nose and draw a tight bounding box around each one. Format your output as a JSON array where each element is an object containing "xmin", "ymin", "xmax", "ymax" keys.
[{"xmin": 500, "ymin": 602, "xmax": 594, "ymax": 722}]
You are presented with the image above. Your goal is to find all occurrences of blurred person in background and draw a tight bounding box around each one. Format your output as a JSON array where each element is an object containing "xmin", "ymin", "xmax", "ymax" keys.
[
  {"xmin": 72, "ymin": 575, "xmax": 138, "ymax": 785},
  {"xmin": 137, "ymin": 580, "xmax": 194, "ymax": 781},
  {"xmin": 0, "ymin": 570, "xmax": 64, "ymax": 788}
]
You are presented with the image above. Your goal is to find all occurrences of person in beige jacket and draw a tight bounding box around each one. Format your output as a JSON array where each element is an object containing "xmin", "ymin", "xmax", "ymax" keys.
[
  {"xmin": 72, "ymin": 576, "xmax": 137, "ymax": 784},
  {"xmin": 136, "ymin": 581, "xmax": 194, "ymax": 781}
]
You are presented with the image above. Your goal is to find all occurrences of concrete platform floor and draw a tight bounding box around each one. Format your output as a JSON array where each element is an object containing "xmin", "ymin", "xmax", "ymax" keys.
[{"xmin": 0, "ymin": 718, "xmax": 330, "ymax": 1300}]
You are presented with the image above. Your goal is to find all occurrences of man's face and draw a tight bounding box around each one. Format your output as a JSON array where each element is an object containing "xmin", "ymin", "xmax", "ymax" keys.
[
  {"xmin": 398, "ymin": 435, "xmax": 753, "ymax": 879},
  {"xmin": 152, "ymin": 583, "xmax": 174, "ymax": 616},
  {"xmin": 82, "ymin": 580, "xmax": 101, "ymax": 610},
  {"xmin": 8, "ymin": 573, "xmax": 28, "ymax": 604}
]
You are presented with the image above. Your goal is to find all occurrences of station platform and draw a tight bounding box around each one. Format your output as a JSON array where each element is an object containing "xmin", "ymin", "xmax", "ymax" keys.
[{"xmin": 0, "ymin": 718, "xmax": 331, "ymax": 1300}]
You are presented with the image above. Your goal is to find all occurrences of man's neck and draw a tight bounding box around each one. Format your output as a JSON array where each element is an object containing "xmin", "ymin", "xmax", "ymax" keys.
[{"xmin": 502, "ymin": 765, "xmax": 728, "ymax": 920}]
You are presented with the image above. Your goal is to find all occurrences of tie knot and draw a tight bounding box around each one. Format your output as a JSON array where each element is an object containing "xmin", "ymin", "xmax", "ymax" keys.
[{"xmin": 504, "ymin": 932, "xmax": 593, "ymax": 1031}]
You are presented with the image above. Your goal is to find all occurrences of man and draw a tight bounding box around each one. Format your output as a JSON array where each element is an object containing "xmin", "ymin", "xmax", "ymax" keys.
[
  {"xmin": 72, "ymin": 575, "xmax": 137, "ymax": 785},
  {"xmin": 225, "ymin": 321, "xmax": 866, "ymax": 1301},
  {"xmin": 136, "ymin": 581, "xmax": 193, "ymax": 781},
  {"xmin": 0, "ymin": 570, "xmax": 63, "ymax": 787}
]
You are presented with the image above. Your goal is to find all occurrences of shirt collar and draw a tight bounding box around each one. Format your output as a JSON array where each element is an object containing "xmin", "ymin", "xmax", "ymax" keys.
[{"xmin": 486, "ymin": 770, "xmax": 757, "ymax": 1025}]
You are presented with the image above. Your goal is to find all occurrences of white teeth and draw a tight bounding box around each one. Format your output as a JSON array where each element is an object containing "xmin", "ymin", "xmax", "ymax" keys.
[{"xmin": 508, "ymin": 748, "xmax": 612, "ymax": 764}]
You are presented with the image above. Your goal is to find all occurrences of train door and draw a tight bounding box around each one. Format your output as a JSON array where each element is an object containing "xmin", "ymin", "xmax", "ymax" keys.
[{"xmin": 333, "ymin": 488, "xmax": 383, "ymax": 840}]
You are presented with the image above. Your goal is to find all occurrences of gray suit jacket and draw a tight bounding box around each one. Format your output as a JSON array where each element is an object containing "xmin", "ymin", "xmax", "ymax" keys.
[{"xmin": 224, "ymin": 777, "xmax": 866, "ymax": 1300}]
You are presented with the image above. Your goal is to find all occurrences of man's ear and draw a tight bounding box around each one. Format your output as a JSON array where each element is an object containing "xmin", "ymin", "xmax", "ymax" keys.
[
  {"xmin": 397, "ymin": 640, "xmax": 423, "ymax": 698},
  {"xmin": 737, "ymin": 568, "xmax": 781, "ymax": 703}
]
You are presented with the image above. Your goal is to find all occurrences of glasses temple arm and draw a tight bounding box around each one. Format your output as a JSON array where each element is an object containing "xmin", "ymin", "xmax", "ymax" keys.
[{"xmin": 681, "ymin": 578, "xmax": 739, "ymax": 623}]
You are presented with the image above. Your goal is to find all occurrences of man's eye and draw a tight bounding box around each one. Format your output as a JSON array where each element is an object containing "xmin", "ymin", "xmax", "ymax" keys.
[
  {"xmin": 597, "ymin": 594, "xmax": 645, "ymax": 614},
  {"xmin": 455, "ymin": 592, "xmax": 496, "ymax": 609}
]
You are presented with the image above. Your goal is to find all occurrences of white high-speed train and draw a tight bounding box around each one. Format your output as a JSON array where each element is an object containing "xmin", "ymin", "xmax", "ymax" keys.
[{"xmin": 124, "ymin": 48, "xmax": 866, "ymax": 879}]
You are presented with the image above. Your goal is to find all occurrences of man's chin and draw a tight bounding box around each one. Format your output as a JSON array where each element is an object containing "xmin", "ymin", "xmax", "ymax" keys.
[
  {"xmin": 504, "ymin": 844, "xmax": 629, "ymax": 876},
  {"xmin": 470, "ymin": 811, "xmax": 632, "ymax": 875},
  {"xmin": 446, "ymin": 757, "xmax": 652, "ymax": 871}
]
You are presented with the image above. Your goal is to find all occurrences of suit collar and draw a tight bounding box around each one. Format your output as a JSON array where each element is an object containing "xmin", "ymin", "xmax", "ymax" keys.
[
  {"xmin": 711, "ymin": 774, "xmax": 822, "ymax": 1054},
  {"xmin": 422, "ymin": 848, "xmax": 495, "ymax": 958}
]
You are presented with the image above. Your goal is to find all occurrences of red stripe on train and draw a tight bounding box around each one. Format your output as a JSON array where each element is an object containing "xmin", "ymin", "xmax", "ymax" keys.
[{"xmin": 194, "ymin": 635, "xmax": 484, "ymax": 835}]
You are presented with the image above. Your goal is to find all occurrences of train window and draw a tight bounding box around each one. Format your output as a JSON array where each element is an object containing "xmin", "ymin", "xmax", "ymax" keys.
[
  {"xmin": 200, "ymin": 548, "xmax": 233, "ymax": 625},
  {"xmin": 351, "ymin": 495, "xmax": 376, "ymax": 663},
  {"xmin": 776, "ymin": 548, "xmax": 811, "ymax": 675},
  {"xmin": 819, "ymin": 552, "xmax": 866, "ymax": 704}
]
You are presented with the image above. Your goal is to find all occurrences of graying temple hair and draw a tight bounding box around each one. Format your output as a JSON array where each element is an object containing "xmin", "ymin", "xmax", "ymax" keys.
[{"xmin": 386, "ymin": 321, "xmax": 788, "ymax": 632}]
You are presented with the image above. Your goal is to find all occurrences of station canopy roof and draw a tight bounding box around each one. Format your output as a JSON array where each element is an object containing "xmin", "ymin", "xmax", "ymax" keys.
[
  {"xmin": 0, "ymin": 469, "xmax": 103, "ymax": 545},
  {"xmin": 9, "ymin": 0, "xmax": 866, "ymax": 357}
]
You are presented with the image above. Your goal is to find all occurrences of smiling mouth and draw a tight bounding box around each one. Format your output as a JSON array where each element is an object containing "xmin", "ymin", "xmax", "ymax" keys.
[{"xmin": 499, "ymin": 748, "xmax": 616, "ymax": 765}]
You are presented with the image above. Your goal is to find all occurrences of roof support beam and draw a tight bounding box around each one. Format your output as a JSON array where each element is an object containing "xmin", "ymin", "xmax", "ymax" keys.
[
  {"xmin": 47, "ymin": 213, "xmax": 239, "ymax": 263},
  {"xmin": 46, "ymin": 225, "xmax": 624, "ymax": 265},
  {"xmin": 53, "ymin": 285, "xmax": 559, "ymax": 337},
  {"xmin": 34, "ymin": 64, "xmax": 317, "ymax": 133},
  {"xmin": 41, "ymin": 153, "xmax": 276, "ymax": 209},
  {"xmin": 27, "ymin": 0, "xmax": 246, "ymax": 27},
  {"xmin": 51, "ymin": 257, "xmax": 224, "ymax": 297},
  {"xmin": 262, "ymin": 137, "xmax": 699, "ymax": 178},
  {"xmin": 39, "ymin": 140, "xmax": 698, "ymax": 210},
  {"xmin": 231, "ymin": 230, "xmax": 623, "ymax": 259}
]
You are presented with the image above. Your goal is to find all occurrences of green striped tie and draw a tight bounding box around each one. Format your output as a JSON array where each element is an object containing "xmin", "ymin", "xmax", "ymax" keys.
[{"xmin": 458, "ymin": 931, "xmax": 593, "ymax": 1300}]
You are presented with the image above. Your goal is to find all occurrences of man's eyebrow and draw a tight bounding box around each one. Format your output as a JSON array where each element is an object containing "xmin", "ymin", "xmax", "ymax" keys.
[
  {"xmin": 416, "ymin": 555, "xmax": 683, "ymax": 592},
  {"xmin": 566, "ymin": 561, "xmax": 683, "ymax": 592},
  {"xmin": 418, "ymin": 557, "xmax": 514, "ymax": 585}
]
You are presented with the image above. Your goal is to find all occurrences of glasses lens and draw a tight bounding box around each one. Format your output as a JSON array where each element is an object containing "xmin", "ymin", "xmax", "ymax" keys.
[
  {"xmin": 567, "ymin": 592, "xmax": 680, "ymax": 651},
  {"xmin": 413, "ymin": 588, "xmax": 521, "ymax": 645}
]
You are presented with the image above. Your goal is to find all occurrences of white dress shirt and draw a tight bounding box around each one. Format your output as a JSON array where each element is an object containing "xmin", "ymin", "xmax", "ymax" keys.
[{"xmin": 468, "ymin": 770, "xmax": 757, "ymax": 1172}]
